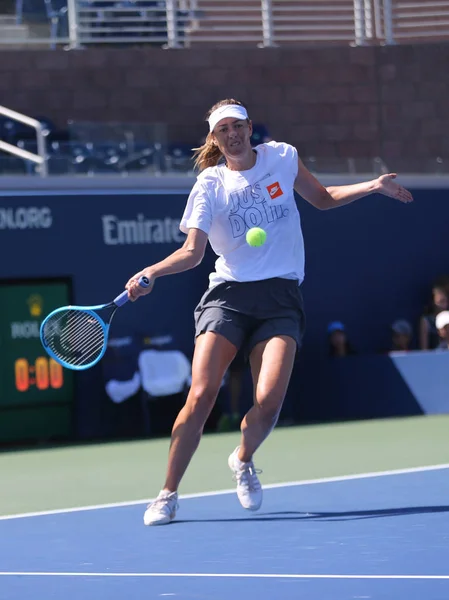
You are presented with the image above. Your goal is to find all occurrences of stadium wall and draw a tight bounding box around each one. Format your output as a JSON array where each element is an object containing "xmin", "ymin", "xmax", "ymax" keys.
[
  {"xmin": 0, "ymin": 44, "xmax": 449, "ymax": 162},
  {"xmin": 0, "ymin": 176, "xmax": 448, "ymax": 440}
]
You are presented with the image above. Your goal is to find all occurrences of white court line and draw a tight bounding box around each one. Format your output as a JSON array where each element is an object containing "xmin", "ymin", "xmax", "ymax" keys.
[
  {"xmin": 1, "ymin": 462, "xmax": 449, "ymax": 522},
  {"xmin": 0, "ymin": 572, "xmax": 448, "ymax": 580}
]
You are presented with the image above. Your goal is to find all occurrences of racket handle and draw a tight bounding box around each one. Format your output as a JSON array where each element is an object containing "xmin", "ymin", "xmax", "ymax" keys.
[
  {"xmin": 114, "ymin": 276, "xmax": 151, "ymax": 307},
  {"xmin": 139, "ymin": 276, "xmax": 150, "ymax": 287}
]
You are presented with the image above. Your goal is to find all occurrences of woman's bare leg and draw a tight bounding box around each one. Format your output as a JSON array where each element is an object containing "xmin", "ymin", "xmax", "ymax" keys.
[
  {"xmin": 163, "ymin": 332, "xmax": 237, "ymax": 492},
  {"xmin": 238, "ymin": 335, "xmax": 296, "ymax": 463}
]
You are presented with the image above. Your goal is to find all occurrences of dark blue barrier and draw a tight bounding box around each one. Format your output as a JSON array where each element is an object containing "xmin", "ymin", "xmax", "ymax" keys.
[
  {"xmin": 291, "ymin": 353, "xmax": 424, "ymax": 424},
  {"xmin": 298, "ymin": 187, "xmax": 449, "ymax": 359},
  {"xmin": 0, "ymin": 185, "xmax": 447, "ymax": 438}
]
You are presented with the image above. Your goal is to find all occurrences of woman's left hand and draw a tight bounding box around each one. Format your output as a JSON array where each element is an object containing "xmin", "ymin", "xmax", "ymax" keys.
[{"xmin": 376, "ymin": 173, "xmax": 414, "ymax": 203}]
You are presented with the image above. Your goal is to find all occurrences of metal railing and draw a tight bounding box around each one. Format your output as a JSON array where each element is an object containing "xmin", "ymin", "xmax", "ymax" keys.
[
  {"xmin": 375, "ymin": 0, "xmax": 449, "ymax": 44},
  {"xmin": 63, "ymin": 0, "xmax": 449, "ymax": 48},
  {"xmin": 0, "ymin": 106, "xmax": 48, "ymax": 176},
  {"xmin": 65, "ymin": 0, "xmax": 373, "ymax": 48},
  {"xmin": 66, "ymin": 0, "xmax": 191, "ymax": 48},
  {"xmin": 180, "ymin": 0, "xmax": 370, "ymax": 46},
  {"xmin": 1, "ymin": 0, "xmax": 449, "ymax": 47}
]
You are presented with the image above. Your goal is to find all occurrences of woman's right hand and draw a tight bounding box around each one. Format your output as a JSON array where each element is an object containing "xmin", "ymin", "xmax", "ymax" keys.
[{"xmin": 125, "ymin": 269, "xmax": 155, "ymax": 302}]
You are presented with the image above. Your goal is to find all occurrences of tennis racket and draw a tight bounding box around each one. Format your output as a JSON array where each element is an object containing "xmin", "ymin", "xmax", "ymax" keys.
[{"xmin": 40, "ymin": 276, "xmax": 150, "ymax": 371}]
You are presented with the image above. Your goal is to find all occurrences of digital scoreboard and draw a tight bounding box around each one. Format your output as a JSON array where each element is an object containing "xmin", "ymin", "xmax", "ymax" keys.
[{"xmin": 0, "ymin": 279, "xmax": 74, "ymax": 443}]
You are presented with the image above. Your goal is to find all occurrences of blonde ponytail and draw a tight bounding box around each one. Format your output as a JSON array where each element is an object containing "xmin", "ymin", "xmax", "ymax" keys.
[{"xmin": 192, "ymin": 133, "xmax": 223, "ymax": 172}]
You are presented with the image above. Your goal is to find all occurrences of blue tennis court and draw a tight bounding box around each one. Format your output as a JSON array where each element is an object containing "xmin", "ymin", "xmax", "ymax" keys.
[{"xmin": 1, "ymin": 465, "xmax": 449, "ymax": 600}]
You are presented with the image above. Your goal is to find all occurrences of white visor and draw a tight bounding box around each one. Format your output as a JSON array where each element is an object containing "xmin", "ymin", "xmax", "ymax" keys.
[{"xmin": 208, "ymin": 105, "xmax": 249, "ymax": 132}]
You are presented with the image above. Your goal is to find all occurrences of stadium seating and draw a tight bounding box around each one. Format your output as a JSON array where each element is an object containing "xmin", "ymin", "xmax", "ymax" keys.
[{"xmin": 0, "ymin": 110, "xmax": 197, "ymax": 175}]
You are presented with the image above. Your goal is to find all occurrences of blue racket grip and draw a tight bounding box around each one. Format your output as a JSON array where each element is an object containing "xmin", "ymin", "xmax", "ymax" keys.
[{"xmin": 114, "ymin": 276, "xmax": 150, "ymax": 307}]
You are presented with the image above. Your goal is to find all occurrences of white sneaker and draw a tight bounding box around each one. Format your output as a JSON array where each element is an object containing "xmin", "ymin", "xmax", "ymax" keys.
[
  {"xmin": 143, "ymin": 490, "xmax": 178, "ymax": 526},
  {"xmin": 228, "ymin": 446, "xmax": 263, "ymax": 511}
]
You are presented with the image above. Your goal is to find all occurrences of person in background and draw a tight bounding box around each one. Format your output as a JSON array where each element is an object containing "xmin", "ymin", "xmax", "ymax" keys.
[
  {"xmin": 419, "ymin": 276, "xmax": 449, "ymax": 350},
  {"xmin": 435, "ymin": 311, "xmax": 449, "ymax": 350},
  {"xmin": 328, "ymin": 321, "xmax": 356, "ymax": 357},
  {"xmin": 390, "ymin": 319, "xmax": 413, "ymax": 352}
]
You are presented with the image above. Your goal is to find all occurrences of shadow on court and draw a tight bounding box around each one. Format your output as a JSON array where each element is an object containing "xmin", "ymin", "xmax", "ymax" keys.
[{"xmin": 172, "ymin": 505, "xmax": 449, "ymax": 524}]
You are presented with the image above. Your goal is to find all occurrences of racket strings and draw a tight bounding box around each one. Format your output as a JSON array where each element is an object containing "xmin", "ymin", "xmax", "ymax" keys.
[{"xmin": 43, "ymin": 309, "xmax": 106, "ymax": 367}]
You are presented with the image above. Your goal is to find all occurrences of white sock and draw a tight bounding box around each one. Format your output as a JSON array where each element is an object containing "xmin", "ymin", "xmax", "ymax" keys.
[{"xmin": 235, "ymin": 448, "xmax": 250, "ymax": 468}]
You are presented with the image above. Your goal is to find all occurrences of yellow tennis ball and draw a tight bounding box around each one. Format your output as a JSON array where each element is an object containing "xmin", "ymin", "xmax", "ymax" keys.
[{"xmin": 246, "ymin": 227, "xmax": 267, "ymax": 247}]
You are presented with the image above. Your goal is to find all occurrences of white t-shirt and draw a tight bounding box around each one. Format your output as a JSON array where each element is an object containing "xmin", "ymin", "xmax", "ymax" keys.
[{"xmin": 180, "ymin": 141, "xmax": 305, "ymax": 288}]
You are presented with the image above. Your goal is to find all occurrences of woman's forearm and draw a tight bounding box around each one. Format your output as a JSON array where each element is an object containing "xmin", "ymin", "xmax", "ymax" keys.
[
  {"xmin": 148, "ymin": 246, "xmax": 203, "ymax": 279},
  {"xmin": 323, "ymin": 179, "xmax": 379, "ymax": 209}
]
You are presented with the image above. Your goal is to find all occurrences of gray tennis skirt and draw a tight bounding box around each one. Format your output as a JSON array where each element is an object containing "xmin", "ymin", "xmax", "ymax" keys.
[{"xmin": 194, "ymin": 277, "xmax": 306, "ymax": 357}]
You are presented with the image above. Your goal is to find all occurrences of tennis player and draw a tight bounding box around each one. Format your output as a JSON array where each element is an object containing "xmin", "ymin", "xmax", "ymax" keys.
[{"xmin": 125, "ymin": 99, "xmax": 413, "ymax": 526}]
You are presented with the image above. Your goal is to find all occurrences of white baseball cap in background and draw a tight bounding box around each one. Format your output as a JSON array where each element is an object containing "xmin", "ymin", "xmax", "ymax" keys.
[{"xmin": 435, "ymin": 311, "xmax": 449, "ymax": 330}]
